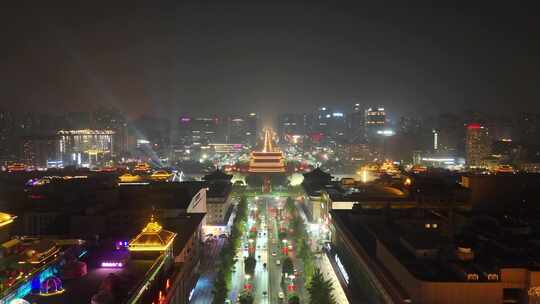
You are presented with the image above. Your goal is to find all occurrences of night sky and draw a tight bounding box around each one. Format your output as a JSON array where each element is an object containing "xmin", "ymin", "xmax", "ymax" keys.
[{"xmin": 1, "ymin": 2, "xmax": 538, "ymax": 120}]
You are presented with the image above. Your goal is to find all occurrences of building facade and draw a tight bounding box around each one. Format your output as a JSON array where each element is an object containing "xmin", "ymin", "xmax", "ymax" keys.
[{"xmin": 465, "ymin": 123, "xmax": 491, "ymax": 167}]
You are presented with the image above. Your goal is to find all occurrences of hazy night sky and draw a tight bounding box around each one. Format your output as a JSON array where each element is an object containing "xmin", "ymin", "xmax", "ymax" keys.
[{"xmin": 1, "ymin": 2, "xmax": 538, "ymax": 121}]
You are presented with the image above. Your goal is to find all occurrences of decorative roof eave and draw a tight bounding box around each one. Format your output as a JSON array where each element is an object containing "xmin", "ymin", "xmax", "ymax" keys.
[
  {"xmin": 0, "ymin": 212, "xmax": 16, "ymax": 228},
  {"xmin": 128, "ymin": 217, "xmax": 177, "ymax": 252},
  {"xmin": 128, "ymin": 235, "xmax": 176, "ymax": 252}
]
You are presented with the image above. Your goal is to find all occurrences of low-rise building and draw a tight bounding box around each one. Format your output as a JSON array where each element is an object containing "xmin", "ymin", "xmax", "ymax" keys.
[
  {"xmin": 202, "ymin": 170, "xmax": 234, "ymax": 235},
  {"xmin": 330, "ymin": 208, "xmax": 540, "ymax": 304}
]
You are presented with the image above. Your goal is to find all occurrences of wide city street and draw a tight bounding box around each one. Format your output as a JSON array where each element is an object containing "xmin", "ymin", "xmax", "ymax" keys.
[{"xmin": 193, "ymin": 193, "xmax": 349, "ymax": 304}]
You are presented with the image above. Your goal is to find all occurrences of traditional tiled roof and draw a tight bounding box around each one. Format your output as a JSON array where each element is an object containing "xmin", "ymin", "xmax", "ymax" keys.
[{"xmin": 129, "ymin": 216, "xmax": 176, "ymax": 251}]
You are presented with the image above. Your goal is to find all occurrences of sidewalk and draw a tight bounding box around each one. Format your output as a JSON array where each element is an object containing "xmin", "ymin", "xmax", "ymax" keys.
[{"xmin": 315, "ymin": 252, "xmax": 350, "ymax": 304}]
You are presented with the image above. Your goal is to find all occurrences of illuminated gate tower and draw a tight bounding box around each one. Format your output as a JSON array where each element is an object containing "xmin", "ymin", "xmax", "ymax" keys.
[
  {"xmin": 248, "ymin": 129, "xmax": 286, "ymax": 192},
  {"xmin": 249, "ymin": 129, "xmax": 285, "ymax": 173}
]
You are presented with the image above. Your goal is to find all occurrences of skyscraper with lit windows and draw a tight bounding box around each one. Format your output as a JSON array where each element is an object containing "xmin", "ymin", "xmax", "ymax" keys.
[
  {"xmin": 364, "ymin": 106, "xmax": 386, "ymax": 137},
  {"xmin": 465, "ymin": 123, "xmax": 491, "ymax": 167}
]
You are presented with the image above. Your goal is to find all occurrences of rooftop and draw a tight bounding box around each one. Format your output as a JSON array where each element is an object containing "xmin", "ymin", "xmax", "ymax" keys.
[
  {"xmin": 24, "ymin": 248, "xmax": 157, "ymax": 304},
  {"xmin": 332, "ymin": 210, "xmax": 478, "ymax": 282},
  {"xmin": 129, "ymin": 216, "xmax": 176, "ymax": 252},
  {"xmin": 0, "ymin": 212, "xmax": 15, "ymax": 228}
]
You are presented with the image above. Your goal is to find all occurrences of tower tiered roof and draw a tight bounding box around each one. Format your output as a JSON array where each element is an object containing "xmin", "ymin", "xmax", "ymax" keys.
[
  {"xmin": 128, "ymin": 215, "xmax": 176, "ymax": 252},
  {"xmin": 248, "ymin": 129, "xmax": 285, "ymax": 173}
]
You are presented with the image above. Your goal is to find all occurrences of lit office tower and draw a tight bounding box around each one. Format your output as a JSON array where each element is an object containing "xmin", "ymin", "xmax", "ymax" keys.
[
  {"xmin": 58, "ymin": 129, "xmax": 115, "ymax": 167},
  {"xmin": 278, "ymin": 114, "xmax": 305, "ymax": 138},
  {"xmin": 245, "ymin": 113, "xmax": 258, "ymax": 147},
  {"xmin": 93, "ymin": 108, "xmax": 129, "ymax": 157},
  {"xmin": 348, "ymin": 103, "xmax": 365, "ymax": 142},
  {"xmin": 465, "ymin": 123, "xmax": 491, "ymax": 167},
  {"xmin": 315, "ymin": 106, "xmax": 332, "ymax": 134},
  {"xmin": 179, "ymin": 116, "xmax": 221, "ymax": 147},
  {"xmin": 227, "ymin": 113, "xmax": 258, "ymax": 147},
  {"xmin": 364, "ymin": 106, "xmax": 386, "ymax": 136},
  {"xmin": 314, "ymin": 106, "xmax": 347, "ymax": 143}
]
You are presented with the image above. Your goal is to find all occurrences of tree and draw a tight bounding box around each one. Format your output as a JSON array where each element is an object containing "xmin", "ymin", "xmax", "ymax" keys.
[
  {"xmin": 239, "ymin": 291, "xmax": 254, "ymax": 304},
  {"xmin": 288, "ymin": 294, "xmax": 300, "ymax": 304},
  {"xmin": 286, "ymin": 196, "xmax": 296, "ymax": 216},
  {"xmin": 211, "ymin": 269, "xmax": 228, "ymax": 304},
  {"xmin": 211, "ymin": 194, "xmax": 248, "ymax": 303},
  {"xmin": 244, "ymin": 256, "xmax": 256, "ymax": 275},
  {"xmin": 282, "ymin": 257, "xmax": 294, "ymax": 276},
  {"xmin": 307, "ymin": 268, "xmax": 336, "ymax": 304}
]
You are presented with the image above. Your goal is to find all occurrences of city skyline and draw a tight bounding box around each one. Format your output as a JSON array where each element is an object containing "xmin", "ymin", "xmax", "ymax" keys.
[{"xmin": 1, "ymin": 3, "xmax": 540, "ymax": 304}]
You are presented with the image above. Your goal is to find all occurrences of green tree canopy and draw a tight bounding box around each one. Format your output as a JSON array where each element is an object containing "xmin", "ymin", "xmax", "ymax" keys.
[
  {"xmin": 244, "ymin": 256, "xmax": 256, "ymax": 275},
  {"xmin": 288, "ymin": 294, "xmax": 301, "ymax": 304},
  {"xmin": 286, "ymin": 196, "xmax": 296, "ymax": 215},
  {"xmin": 239, "ymin": 291, "xmax": 254, "ymax": 304},
  {"xmin": 307, "ymin": 268, "xmax": 336, "ymax": 304},
  {"xmin": 282, "ymin": 257, "xmax": 294, "ymax": 276}
]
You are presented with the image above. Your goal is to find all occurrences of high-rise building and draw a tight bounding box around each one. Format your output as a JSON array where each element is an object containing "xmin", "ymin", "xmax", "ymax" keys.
[
  {"xmin": 364, "ymin": 106, "xmax": 386, "ymax": 137},
  {"xmin": 465, "ymin": 123, "xmax": 491, "ymax": 167},
  {"xmin": 435, "ymin": 113, "xmax": 464, "ymax": 154},
  {"xmin": 227, "ymin": 113, "xmax": 258, "ymax": 146},
  {"xmin": 245, "ymin": 113, "xmax": 258, "ymax": 147},
  {"xmin": 93, "ymin": 107, "xmax": 129, "ymax": 157},
  {"xmin": 516, "ymin": 112, "xmax": 540, "ymax": 145},
  {"xmin": 58, "ymin": 129, "xmax": 115, "ymax": 167},
  {"xmin": 21, "ymin": 134, "xmax": 60, "ymax": 167},
  {"xmin": 178, "ymin": 116, "xmax": 221, "ymax": 147},
  {"xmin": 0, "ymin": 110, "xmax": 15, "ymax": 163},
  {"xmin": 312, "ymin": 106, "xmax": 347, "ymax": 144},
  {"xmin": 278, "ymin": 113, "xmax": 306, "ymax": 139},
  {"xmin": 314, "ymin": 106, "xmax": 332, "ymax": 135},
  {"xmin": 348, "ymin": 103, "xmax": 365, "ymax": 142}
]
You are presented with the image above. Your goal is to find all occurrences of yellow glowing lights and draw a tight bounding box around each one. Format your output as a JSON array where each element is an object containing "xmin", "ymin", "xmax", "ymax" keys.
[
  {"xmin": 249, "ymin": 128, "xmax": 286, "ymax": 173},
  {"xmin": 150, "ymin": 171, "xmax": 172, "ymax": 181},
  {"xmin": 128, "ymin": 216, "xmax": 177, "ymax": 252},
  {"xmin": 0, "ymin": 212, "xmax": 16, "ymax": 228},
  {"xmin": 119, "ymin": 173, "xmax": 142, "ymax": 183},
  {"xmin": 404, "ymin": 177, "xmax": 412, "ymax": 186}
]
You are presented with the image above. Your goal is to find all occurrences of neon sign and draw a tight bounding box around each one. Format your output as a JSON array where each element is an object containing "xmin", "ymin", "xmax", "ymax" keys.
[
  {"xmin": 101, "ymin": 262, "xmax": 123, "ymax": 268},
  {"xmin": 335, "ymin": 254, "xmax": 350, "ymax": 284}
]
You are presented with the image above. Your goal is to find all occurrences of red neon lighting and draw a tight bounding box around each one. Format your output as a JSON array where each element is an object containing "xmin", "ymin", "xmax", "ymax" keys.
[{"xmin": 467, "ymin": 123, "xmax": 482, "ymax": 130}]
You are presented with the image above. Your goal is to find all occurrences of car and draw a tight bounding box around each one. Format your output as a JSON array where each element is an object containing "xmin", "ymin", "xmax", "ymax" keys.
[
  {"xmin": 271, "ymin": 251, "xmax": 277, "ymax": 256},
  {"xmin": 278, "ymin": 291, "xmax": 285, "ymax": 299}
]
